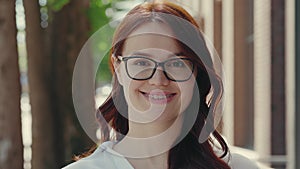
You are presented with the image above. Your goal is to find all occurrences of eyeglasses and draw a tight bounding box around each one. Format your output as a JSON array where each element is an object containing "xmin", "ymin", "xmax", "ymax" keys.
[{"xmin": 117, "ymin": 55, "xmax": 195, "ymax": 82}]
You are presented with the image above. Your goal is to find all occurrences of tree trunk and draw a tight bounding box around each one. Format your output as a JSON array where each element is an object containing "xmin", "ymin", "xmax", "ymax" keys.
[
  {"xmin": 50, "ymin": 0, "xmax": 95, "ymax": 166},
  {"xmin": 23, "ymin": 0, "xmax": 57, "ymax": 168},
  {"xmin": 24, "ymin": 0, "xmax": 95, "ymax": 168},
  {"xmin": 0, "ymin": 0, "xmax": 23, "ymax": 169}
]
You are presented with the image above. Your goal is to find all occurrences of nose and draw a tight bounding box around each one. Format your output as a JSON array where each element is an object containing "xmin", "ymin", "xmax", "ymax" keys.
[{"xmin": 148, "ymin": 68, "xmax": 170, "ymax": 86}]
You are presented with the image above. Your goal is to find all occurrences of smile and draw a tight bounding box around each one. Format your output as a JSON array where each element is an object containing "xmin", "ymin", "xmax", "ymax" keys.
[{"xmin": 140, "ymin": 91, "xmax": 176, "ymax": 104}]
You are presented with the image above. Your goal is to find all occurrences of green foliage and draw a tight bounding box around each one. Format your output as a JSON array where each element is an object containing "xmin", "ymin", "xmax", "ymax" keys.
[
  {"xmin": 47, "ymin": 0, "xmax": 70, "ymax": 11},
  {"xmin": 46, "ymin": 0, "xmax": 117, "ymax": 84},
  {"xmin": 87, "ymin": 0, "xmax": 112, "ymax": 34},
  {"xmin": 96, "ymin": 52, "xmax": 112, "ymax": 85},
  {"xmin": 87, "ymin": 0, "xmax": 115, "ymax": 85}
]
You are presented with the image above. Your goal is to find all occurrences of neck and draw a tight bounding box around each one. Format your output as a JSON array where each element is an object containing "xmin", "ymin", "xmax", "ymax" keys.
[
  {"xmin": 127, "ymin": 119, "xmax": 174, "ymax": 138},
  {"xmin": 112, "ymin": 115, "xmax": 183, "ymax": 160}
]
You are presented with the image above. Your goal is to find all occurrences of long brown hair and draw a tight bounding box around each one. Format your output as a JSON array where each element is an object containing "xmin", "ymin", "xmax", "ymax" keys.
[{"xmin": 91, "ymin": 1, "xmax": 230, "ymax": 168}]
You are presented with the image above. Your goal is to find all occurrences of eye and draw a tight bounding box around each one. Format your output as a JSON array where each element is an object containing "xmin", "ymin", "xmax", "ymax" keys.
[
  {"xmin": 129, "ymin": 57, "xmax": 153, "ymax": 67},
  {"xmin": 134, "ymin": 60, "xmax": 151, "ymax": 66},
  {"xmin": 168, "ymin": 59, "xmax": 186, "ymax": 68}
]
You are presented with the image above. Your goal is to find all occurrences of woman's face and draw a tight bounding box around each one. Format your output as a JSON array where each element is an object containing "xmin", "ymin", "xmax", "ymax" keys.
[{"xmin": 115, "ymin": 22, "xmax": 197, "ymax": 123}]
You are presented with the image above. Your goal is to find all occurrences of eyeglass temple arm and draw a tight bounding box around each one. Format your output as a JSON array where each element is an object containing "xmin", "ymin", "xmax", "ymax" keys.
[{"xmin": 113, "ymin": 55, "xmax": 124, "ymax": 62}]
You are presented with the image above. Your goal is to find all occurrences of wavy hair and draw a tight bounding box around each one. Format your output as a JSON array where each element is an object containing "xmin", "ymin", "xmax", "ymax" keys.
[{"xmin": 85, "ymin": 1, "xmax": 230, "ymax": 169}]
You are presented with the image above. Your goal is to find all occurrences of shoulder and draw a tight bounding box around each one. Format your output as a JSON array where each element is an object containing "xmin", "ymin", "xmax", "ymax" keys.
[
  {"xmin": 228, "ymin": 153, "xmax": 260, "ymax": 169},
  {"xmin": 61, "ymin": 149, "xmax": 111, "ymax": 169},
  {"xmin": 62, "ymin": 159, "xmax": 100, "ymax": 169},
  {"xmin": 61, "ymin": 142, "xmax": 121, "ymax": 169}
]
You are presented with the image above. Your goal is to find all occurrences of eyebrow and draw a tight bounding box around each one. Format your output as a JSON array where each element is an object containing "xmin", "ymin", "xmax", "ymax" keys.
[{"xmin": 129, "ymin": 51, "xmax": 185, "ymax": 58}]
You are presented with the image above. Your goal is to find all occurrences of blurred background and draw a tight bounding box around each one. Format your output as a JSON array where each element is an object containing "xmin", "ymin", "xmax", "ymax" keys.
[{"xmin": 0, "ymin": 0, "xmax": 299, "ymax": 168}]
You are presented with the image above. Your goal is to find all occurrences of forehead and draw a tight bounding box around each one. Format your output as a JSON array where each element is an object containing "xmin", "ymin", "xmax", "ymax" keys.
[{"xmin": 122, "ymin": 22, "xmax": 180, "ymax": 55}]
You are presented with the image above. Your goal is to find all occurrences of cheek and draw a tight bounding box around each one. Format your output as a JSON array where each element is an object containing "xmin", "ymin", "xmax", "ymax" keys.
[
  {"xmin": 182, "ymin": 77, "xmax": 196, "ymax": 96},
  {"xmin": 178, "ymin": 80, "xmax": 197, "ymax": 110},
  {"xmin": 121, "ymin": 75, "xmax": 143, "ymax": 100}
]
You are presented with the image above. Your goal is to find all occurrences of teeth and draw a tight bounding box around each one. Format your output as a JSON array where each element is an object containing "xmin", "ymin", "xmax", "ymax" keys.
[
  {"xmin": 141, "ymin": 91, "xmax": 175, "ymax": 100},
  {"xmin": 148, "ymin": 94, "xmax": 172, "ymax": 100}
]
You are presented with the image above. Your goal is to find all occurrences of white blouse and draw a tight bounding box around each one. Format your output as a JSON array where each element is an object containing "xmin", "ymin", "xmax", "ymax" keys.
[{"xmin": 62, "ymin": 141, "xmax": 260, "ymax": 169}]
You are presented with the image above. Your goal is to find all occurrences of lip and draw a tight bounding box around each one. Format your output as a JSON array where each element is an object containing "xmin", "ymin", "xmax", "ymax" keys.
[{"xmin": 140, "ymin": 91, "xmax": 176, "ymax": 104}]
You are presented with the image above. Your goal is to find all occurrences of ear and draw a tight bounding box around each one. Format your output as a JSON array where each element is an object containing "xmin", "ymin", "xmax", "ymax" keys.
[{"xmin": 112, "ymin": 56, "xmax": 124, "ymax": 86}]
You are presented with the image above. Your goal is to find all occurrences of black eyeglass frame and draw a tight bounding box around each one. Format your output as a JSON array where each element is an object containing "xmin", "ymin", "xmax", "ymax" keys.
[{"xmin": 117, "ymin": 55, "xmax": 195, "ymax": 82}]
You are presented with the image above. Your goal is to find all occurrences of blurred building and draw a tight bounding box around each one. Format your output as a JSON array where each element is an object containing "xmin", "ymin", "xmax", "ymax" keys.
[{"xmin": 176, "ymin": 0, "xmax": 298, "ymax": 169}]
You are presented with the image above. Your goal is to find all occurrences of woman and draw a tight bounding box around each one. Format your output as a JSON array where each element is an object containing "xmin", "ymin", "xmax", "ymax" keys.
[{"xmin": 64, "ymin": 0, "xmax": 259, "ymax": 168}]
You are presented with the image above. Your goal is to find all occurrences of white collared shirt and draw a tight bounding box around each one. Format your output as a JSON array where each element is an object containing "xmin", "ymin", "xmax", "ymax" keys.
[{"xmin": 62, "ymin": 141, "xmax": 260, "ymax": 169}]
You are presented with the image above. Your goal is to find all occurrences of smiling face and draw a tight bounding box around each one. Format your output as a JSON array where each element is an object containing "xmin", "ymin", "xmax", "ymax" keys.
[{"xmin": 114, "ymin": 22, "xmax": 196, "ymax": 123}]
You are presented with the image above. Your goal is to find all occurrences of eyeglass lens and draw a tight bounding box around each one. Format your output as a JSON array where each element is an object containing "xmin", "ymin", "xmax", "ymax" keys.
[{"xmin": 125, "ymin": 56, "xmax": 194, "ymax": 81}]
